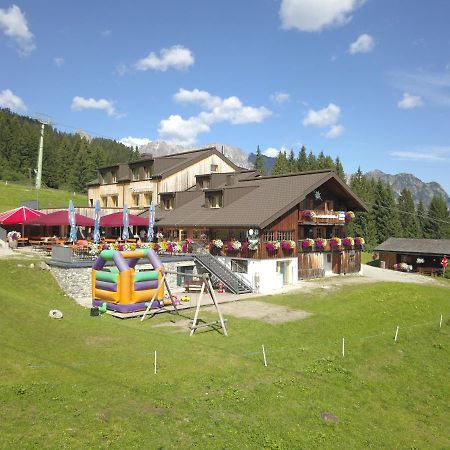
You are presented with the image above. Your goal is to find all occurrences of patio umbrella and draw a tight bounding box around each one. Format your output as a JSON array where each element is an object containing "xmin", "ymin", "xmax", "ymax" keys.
[
  {"xmin": 28, "ymin": 210, "xmax": 94, "ymax": 226},
  {"xmin": 0, "ymin": 206, "xmax": 44, "ymax": 224},
  {"xmin": 68, "ymin": 200, "xmax": 77, "ymax": 243},
  {"xmin": 147, "ymin": 202, "xmax": 155, "ymax": 242},
  {"xmin": 0, "ymin": 206, "xmax": 45, "ymax": 237},
  {"xmin": 122, "ymin": 204, "xmax": 129, "ymax": 241},
  {"xmin": 93, "ymin": 200, "xmax": 101, "ymax": 243},
  {"xmin": 100, "ymin": 212, "xmax": 148, "ymax": 227}
]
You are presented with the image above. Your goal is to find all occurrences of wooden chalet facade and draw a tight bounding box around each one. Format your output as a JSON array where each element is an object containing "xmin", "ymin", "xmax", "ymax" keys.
[{"xmin": 144, "ymin": 169, "xmax": 367, "ymax": 293}]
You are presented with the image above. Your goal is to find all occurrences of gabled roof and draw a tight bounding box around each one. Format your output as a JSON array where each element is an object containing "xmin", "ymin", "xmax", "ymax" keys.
[
  {"xmin": 88, "ymin": 146, "xmax": 240, "ymax": 186},
  {"xmin": 148, "ymin": 170, "xmax": 367, "ymax": 229},
  {"xmin": 375, "ymin": 237, "xmax": 450, "ymax": 255}
]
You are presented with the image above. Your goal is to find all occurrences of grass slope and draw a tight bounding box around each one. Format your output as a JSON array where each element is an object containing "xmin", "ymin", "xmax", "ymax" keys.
[
  {"xmin": 0, "ymin": 259, "xmax": 449, "ymax": 449},
  {"xmin": 0, "ymin": 181, "xmax": 87, "ymax": 212}
]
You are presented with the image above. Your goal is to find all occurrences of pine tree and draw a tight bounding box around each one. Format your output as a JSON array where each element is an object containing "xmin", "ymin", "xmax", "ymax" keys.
[
  {"xmin": 307, "ymin": 151, "xmax": 317, "ymax": 170},
  {"xmin": 424, "ymin": 195, "xmax": 450, "ymax": 238},
  {"xmin": 297, "ymin": 145, "xmax": 308, "ymax": 172},
  {"xmin": 416, "ymin": 201, "xmax": 426, "ymax": 238},
  {"xmin": 397, "ymin": 188, "xmax": 420, "ymax": 237},
  {"xmin": 371, "ymin": 180, "xmax": 402, "ymax": 244},
  {"xmin": 253, "ymin": 145, "xmax": 266, "ymax": 175},
  {"xmin": 287, "ymin": 148, "xmax": 296, "ymax": 173},
  {"xmin": 317, "ymin": 151, "xmax": 326, "ymax": 169},
  {"xmin": 271, "ymin": 151, "xmax": 289, "ymax": 175},
  {"xmin": 334, "ymin": 156, "xmax": 346, "ymax": 181}
]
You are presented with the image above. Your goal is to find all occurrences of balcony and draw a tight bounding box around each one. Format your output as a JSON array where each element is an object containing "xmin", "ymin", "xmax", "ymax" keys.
[{"xmin": 298, "ymin": 209, "xmax": 346, "ymax": 225}]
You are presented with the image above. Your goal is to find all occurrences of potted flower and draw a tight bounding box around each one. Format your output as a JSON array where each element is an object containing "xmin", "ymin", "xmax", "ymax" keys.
[
  {"xmin": 301, "ymin": 238, "xmax": 314, "ymax": 250},
  {"xmin": 210, "ymin": 239, "xmax": 223, "ymax": 254},
  {"xmin": 330, "ymin": 237, "xmax": 342, "ymax": 249},
  {"xmin": 354, "ymin": 237, "xmax": 365, "ymax": 248},
  {"xmin": 345, "ymin": 211, "xmax": 355, "ymax": 222},
  {"xmin": 241, "ymin": 241, "xmax": 249, "ymax": 251},
  {"xmin": 315, "ymin": 238, "xmax": 327, "ymax": 251},
  {"xmin": 303, "ymin": 210, "xmax": 316, "ymax": 220},
  {"xmin": 7, "ymin": 231, "xmax": 21, "ymax": 249},
  {"xmin": 266, "ymin": 240, "xmax": 280, "ymax": 253},
  {"xmin": 281, "ymin": 240, "xmax": 296, "ymax": 252},
  {"xmin": 342, "ymin": 237, "xmax": 354, "ymax": 248}
]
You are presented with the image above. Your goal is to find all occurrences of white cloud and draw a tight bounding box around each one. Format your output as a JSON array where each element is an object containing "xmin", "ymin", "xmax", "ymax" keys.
[
  {"xmin": 349, "ymin": 33, "xmax": 375, "ymax": 54},
  {"xmin": 136, "ymin": 45, "xmax": 194, "ymax": 72},
  {"xmin": 389, "ymin": 70, "xmax": 450, "ymax": 107},
  {"xmin": 279, "ymin": 0, "xmax": 365, "ymax": 32},
  {"xmin": 53, "ymin": 57, "xmax": 64, "ymax": 67},
  {"xmin": 303, "ymin": 103, "xmax": 344, "ymax": 138},
  {"xmin": 0, "ymin": 89, "xmax": 27, "ymax": 111},
  {"xmin": 158, "ymin": 88, "xmax": 272, "ymax": 145},
  {"xmin": 398, "ymin": 92, "xmax": 423, "ymax": 109},
  {"xmin": 158, "ymin": 115, "xmax": 210, "ymax": 146},
  {"xmin": 119, "ymin": 136, "xmax": 152, "ymax": 148},
  {"xmin": 390, "ymin": 151, "xmax": 444, "ymax": 162},
  {"xmin": 303, "ymin": 103, "xmax": 341, "ymax": 127},
  {"xmin": 270, "ymin": 92, "xmax": 291, "ymax": 104},
  {"xmin": 263, "ymin": 147, "xmax": 281, "ymax": 158},
  {"xmin": 71, "ymin": 96, "xmax": 123, "ymax": 118},
  {"xmin": 325, "ymin": 124, "xmax": 345, "ymax": 138},
  {"xmin": 0, "ymin": 5, "xmax": 35, "ymax": 54}
]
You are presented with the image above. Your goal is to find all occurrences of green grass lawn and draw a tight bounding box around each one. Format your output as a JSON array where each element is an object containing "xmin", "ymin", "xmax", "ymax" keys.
[
  {"xmin": 0, "ymin": 259, "xmax": 449, "ymax": 449},
  {"xmin": 0, "ymin": 181, "xmax": 87, "ymax": 212}
]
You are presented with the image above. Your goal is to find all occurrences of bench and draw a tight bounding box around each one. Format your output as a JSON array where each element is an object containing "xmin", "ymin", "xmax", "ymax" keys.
[{"xmin": 184, "ymin": 279, "xmax": 209, "ymax": 293}]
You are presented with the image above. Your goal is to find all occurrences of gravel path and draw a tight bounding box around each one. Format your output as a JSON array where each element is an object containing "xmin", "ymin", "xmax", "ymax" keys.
[{"xmin": 51, "ymin": 267, "xmax": 92, "ymax": 308}]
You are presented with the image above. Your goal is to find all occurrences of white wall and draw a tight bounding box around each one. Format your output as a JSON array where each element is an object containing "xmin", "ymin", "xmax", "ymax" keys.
[{"xmin": 218, "ymin": 256, "xmax": 298, "ymax": 294}]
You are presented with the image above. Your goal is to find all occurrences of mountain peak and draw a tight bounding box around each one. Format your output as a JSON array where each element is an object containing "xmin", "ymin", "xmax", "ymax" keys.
[{"xmin": 365, "ymin": 169, "xmax": 450, "ymax": 208}]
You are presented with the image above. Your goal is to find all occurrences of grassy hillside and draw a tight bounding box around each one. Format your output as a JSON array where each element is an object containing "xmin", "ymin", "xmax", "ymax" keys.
[
  {"xmin": 0, "ymin": 259, "xmax": 449, "ymax": 448},
  {"xmin": 0, "ymin": 181, "xmax": 87, "ymax": 212}
]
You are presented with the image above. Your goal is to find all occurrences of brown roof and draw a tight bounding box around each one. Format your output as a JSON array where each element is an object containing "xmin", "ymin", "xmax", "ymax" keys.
[
  {"xmin": 375, "ymin": 237, "xmax": 450, "ymax": 255},
  {"xmin": 146, "ymin": 170, "xmax": 367, "ymax": 228},
  {"xmin": 88, "ymin": 146, "xmax": 240, "ymax": 186}
]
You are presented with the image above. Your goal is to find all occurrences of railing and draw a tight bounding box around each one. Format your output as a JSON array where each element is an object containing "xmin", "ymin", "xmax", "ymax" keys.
[{"xmin": 298, "ymin": 209, "xmax": 345, "ymax": 225}]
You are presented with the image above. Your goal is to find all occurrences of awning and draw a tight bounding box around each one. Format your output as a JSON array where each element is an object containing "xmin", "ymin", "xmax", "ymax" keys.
[
  {"xmin": 27, "ymin": 210, "xmax": 94, "ymax": 227},
  {"xmin": 100, "ymin": 212, "xmax": 148, "ymax": 227}
]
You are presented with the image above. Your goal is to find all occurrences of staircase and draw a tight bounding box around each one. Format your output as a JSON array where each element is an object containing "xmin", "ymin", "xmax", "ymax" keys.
[{"xmin": 194, "ymin": 253, "xmax": 253, "ymax": 294}]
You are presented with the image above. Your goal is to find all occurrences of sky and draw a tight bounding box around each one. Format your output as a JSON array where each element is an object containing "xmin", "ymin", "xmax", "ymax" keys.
[{"xmin": 1, "ymin": 1, "xmax": 450, "ymax": 191}]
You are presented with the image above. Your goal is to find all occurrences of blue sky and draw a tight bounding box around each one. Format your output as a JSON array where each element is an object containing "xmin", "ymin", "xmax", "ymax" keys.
[{"xmin": 1, "ymin": 1, "xmax": 450, "ymax": 191}]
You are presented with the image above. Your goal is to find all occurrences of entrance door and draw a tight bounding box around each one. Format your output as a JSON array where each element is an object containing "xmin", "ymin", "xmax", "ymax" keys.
[
  {"xmin": 332, "ymin": 252, "xmax": 342, "ymax": 274},
  {"xmin": 276, "ymin": 261, "xmax": 290, "ymax": 285}
]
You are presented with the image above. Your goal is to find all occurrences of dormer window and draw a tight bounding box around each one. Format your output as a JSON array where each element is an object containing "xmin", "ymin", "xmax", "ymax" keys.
[
  {"xmin": 161, "ymin": 194, "xmax": 175, "ymax": 210},
  {"xmin": 111, "ymin": 171, "xmax": 117, "ymax": 183},
  {"xmin": 143, "ymin": 166, "xmax": 151, "ymax": 179},
  {"xmin": 132, "ymin": 168, "xmax": 139, "ymax": 181},
  {"xmin": 206, "ymin": 191, "xmax": 223, "ymax": 208}
]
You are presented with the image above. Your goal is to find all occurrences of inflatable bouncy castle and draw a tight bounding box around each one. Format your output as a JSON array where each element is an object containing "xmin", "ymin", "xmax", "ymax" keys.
[{"xmin": 91, "ymin": 248, "xmax": 165, "ymax": 313}]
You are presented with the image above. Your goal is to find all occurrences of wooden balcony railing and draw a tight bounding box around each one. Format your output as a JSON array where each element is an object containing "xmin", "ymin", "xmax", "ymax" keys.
[{"xmin": 298, "ymin": 210, "xmax": 345, "ymax": 225}]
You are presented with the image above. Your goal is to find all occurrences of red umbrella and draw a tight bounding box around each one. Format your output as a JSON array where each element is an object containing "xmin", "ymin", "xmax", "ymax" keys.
[
  {"xmin": 0, "ymin": 206, "xmax": 44, "ymax": 224},
  {"xmin": 28, "ymin": 210, "xmax": 94, "ymax": 227},
  {"xmin": 100, "ymin": 212, "xmax": 148, "ymax": 227}
]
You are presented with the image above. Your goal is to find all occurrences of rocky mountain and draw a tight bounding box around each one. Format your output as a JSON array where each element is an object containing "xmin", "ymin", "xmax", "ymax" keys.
[
  {"xmin": 248, "ymin": 152, "xmax": 276, "ymax": 172},
  {"xmin": 138, "ymin": 141, "xmax": 253, "ymax": 169},
  {"xmin": 365, "ymin": 169, "xmax": 450, "ymax": 208}
]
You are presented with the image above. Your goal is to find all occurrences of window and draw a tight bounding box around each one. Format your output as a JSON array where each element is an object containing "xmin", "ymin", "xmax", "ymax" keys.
[
  {"xmin": 111, "ymin": 171, "xmax": 117, "ymax": 183},
  {"xmin": 89, "ymin": 198, "xmax": 94, "ymax": 207},
  {"xmin": 132, "ymin": 168, "xmax": 139, "ymax": 181},
  {"xmin": 132, "ymin": 193, "xmax": 140, "ymax": 207},
  {"xmin": 101, "ymin": 196, "xmax": 108, "ymax": 207},
  {"xmin": 210, "ymin": 164, "xmax": 219, "ymax": 172},
  {"xmin": 144, "ymin": 192, "xmax": 152, "ymax": 206},
  {"xmin": 231, "ymin": 259, "xmax": 248, "ymax": 273},
  {"xmin": 110, "ymin": 195, "xmax": 118, "ymax": 207},
  {"xmin": 210, "ymin": 193, "xmax": 223, "ymax": 208},
  {"xmin": 143, "ymin": 166, "xmax": 151, "ymax": 179},
  {"xmin": 277, "ymin": 231, "xmax": 293, "ymax": 241},
  {"xmin": 264, "ymin": 230, "xmax": 275, "ymax": 241},
  {"xmin": 162, "ymin": 196, "xmax": 174, "ymax": 210},
  {"xmin": 199, "ymin": 178, "xmax": 210, "ymax": 189},
  {"xmin": 325, "ymin": 200, "xmax": 333, "ymax": 211}
]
